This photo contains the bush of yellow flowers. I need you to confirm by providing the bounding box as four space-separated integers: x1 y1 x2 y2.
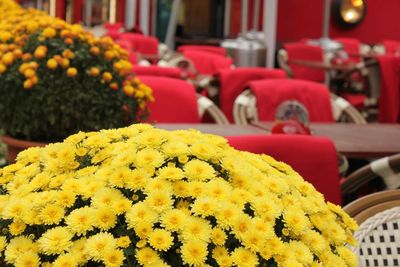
0 0 153 142
0 124 359 267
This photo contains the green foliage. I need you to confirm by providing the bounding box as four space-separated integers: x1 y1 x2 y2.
0 31 146 142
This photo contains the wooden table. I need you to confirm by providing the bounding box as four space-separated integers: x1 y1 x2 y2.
252 122 400 158
287 59 357 71
155 123 266 136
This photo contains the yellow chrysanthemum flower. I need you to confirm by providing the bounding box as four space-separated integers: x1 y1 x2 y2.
184 159 215 181
135 148 165 168
157 166 185 181
102 249 125 267
94 207 117 230
300 230 327 255
117 236 131 248
336 246 358 267
124 168 150 190
14 251 40 267
161 141 189 157
148 228 174 251
65 207 95 236
39 204 65 225
160 209 187 231
287 240 314 265
146 191 173 213
283 206 310 235
38 227 73 255
180 240 208 266
136 247 160 265
9 219 26 236
212 247 232 267
134 221 154 239
230 247 258 267
191 197 217 218
182 217 212 242
126 202 158 229
4 236 38 264
210 227 227 246
52 253 78 267
85 232 117 262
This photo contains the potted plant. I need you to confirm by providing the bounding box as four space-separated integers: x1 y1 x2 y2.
0 124 358 266
0 1 153 162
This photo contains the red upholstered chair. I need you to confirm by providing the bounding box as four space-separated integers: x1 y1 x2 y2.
383 40 400 56
239 79 334 122
105 30 121 40
104 22 123 31
278 42 326 83
177 45 226 56
233 79 366 124
138 76 228 124
333 38 371 109
119 33 159 56
335 38 362 63
376 56 400 123
218 68 287 122
182 50 233 75
227 134 342 204
132 66 182 79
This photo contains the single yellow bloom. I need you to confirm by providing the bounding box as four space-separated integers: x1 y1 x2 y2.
102 72 112 82
90 46 100 56
0 63 6 73
123 85 134 96
89 67 100 77
2 52 14 65
66 67 77 77
47 58 58 70
23 79 33 89
42 27 56 38
34 46 47 59
60 58 70 68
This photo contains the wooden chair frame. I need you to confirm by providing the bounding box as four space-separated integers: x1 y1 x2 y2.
342 153 400 196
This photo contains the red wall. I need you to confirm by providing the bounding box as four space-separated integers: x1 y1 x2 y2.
232 0 400 45
329 0 400 44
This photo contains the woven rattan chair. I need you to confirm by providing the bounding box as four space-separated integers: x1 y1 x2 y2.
233 89 366 125
344 190 400 267
197 94 229 124
342 153 400 196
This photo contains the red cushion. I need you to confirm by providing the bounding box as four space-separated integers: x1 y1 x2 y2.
284 43 325 83
377 56 400 123
178 45 226 56
248 79 334 122
138 76 200 123
132 66 181 79
341 93 366 110
227 134 341 205
119 33 159 55
182 50 232 75
219 68 286 122
335 38 361 63
104 22 123 31
383 40 400 55
106 30 121 40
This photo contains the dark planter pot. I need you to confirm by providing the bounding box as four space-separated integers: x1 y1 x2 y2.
1 135 46 163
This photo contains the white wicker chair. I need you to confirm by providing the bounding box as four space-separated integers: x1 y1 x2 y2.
344 190 400 267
